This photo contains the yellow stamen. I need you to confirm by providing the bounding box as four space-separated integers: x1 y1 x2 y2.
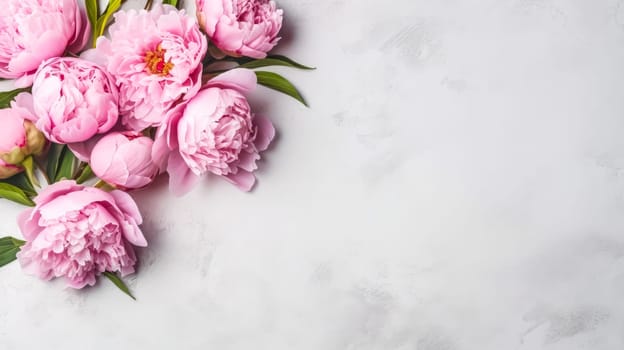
144 44 174 76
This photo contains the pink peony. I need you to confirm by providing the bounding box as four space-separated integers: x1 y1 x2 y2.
84 4 207 131
16 180 147 289
0 0 90 87
196 0 283 59
0 96 46 179
153 69 275 195
29 57 119 144
90 132 159 190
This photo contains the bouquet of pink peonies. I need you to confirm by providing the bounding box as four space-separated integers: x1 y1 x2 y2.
0 0 311 298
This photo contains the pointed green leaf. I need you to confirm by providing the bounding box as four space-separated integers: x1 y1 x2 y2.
85 0 99 33
239 55 315 70
0 248 20 267
0 237 25 267
3 173 36 197
103 272 136 300
0 88 30 108
96 0 123 39
45 143 64 182
162 0 179 7
86 0 99 47
0 183 35 207
21 156 40 188
54 146 77 182
75 163 95 184
0 237 25 248
255 71 308 106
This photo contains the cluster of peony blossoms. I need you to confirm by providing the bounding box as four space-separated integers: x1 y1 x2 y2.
0 0 306 296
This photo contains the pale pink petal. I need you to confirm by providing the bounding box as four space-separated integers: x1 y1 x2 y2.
17 209 38 241
109 191 147 246
236 151 260 172
167 152 201 196
253 115 275 152
206 68 257 94
223 170 256 192
68 136 102 163
67 7 91 54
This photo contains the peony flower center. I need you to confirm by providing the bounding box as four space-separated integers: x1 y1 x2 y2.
144 44 174 76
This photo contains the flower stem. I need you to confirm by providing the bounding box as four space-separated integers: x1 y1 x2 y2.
94 180 114 192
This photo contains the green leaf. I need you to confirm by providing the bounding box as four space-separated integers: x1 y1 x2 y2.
0 183 34 206
75 163 95 184
3 173 36 197
95 0 123 39
103 272 136 300
239 55 315 70
86 0 99 47
45 143 64 183
0 88 30 108
255 71 308 106
0 237 25 268
0 248 20 267
21 156 40 188
86 0 98 23
0 237 25 248
162 0 179 7
54 146 77 182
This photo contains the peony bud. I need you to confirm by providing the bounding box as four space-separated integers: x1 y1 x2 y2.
0 102 47 179
90 132 159 190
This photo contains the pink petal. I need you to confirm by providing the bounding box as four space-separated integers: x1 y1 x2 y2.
167 151 201 196
206 68 257 94
152 132 171 172
212 18 244 52
236 150 260 172
17 209 38 241
53 114 99 144
109 190 147 247
11 93 36 119
14 74 35 88
68 135 102 162
67 6 91 54
253 115 275 152
9 31 66 73
33 180 83 206
223 170 256 192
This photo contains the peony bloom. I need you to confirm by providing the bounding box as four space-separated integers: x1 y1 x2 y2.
91 132 159 190
153 69 275 195
17 180 147 289
30 57 119 144
0 0 90 87
196 0 283 59
84 4 207 131
0 96 46 179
